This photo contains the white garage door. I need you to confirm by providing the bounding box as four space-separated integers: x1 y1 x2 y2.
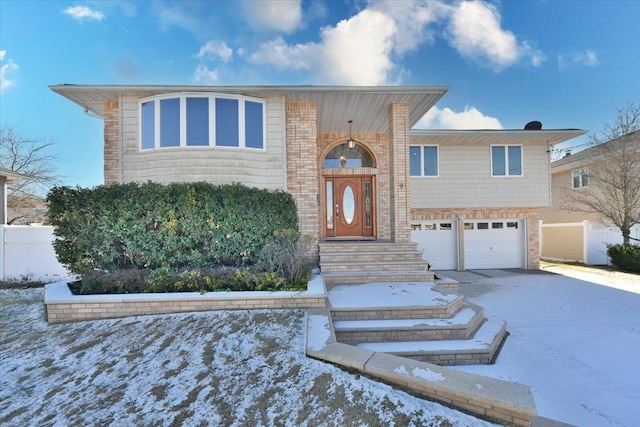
411 221 458 270
464 220 525 269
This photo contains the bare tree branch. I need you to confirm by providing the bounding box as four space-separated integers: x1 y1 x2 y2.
560 102 640 244
1 125 62 201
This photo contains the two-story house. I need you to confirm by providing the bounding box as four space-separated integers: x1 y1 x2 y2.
50 84 584 277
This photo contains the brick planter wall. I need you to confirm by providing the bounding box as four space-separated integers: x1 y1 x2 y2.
45 275 327 323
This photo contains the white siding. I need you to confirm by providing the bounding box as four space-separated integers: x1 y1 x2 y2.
120 95 287 191
411 140 551 208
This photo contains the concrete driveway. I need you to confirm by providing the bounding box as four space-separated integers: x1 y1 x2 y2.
437 264 640 426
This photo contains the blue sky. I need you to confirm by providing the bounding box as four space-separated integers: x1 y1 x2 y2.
1 0 639 189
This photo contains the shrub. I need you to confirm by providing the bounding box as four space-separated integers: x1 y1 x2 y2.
47 182 298 275
257 229 315 288
68 266 298 295
607 244 640 273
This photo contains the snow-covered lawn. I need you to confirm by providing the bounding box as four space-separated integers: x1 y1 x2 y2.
0 288 495 427
453 273 640 427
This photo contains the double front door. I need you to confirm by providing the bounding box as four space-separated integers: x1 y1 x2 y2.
324 176 375 238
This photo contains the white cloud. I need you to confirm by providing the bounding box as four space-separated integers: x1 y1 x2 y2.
0 50 19 92
318 9 396 85
63 5 105 22
247 0 546 84
248 37 313 71
558 49 598 70
196 41 233 63
192 64 219 84
249 9 397 85
414 106 503 129
367 0 449 54
242 0 303 33
445 0 543 71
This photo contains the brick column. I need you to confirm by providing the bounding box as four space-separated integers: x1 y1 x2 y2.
286 102 319 259
389 103 411 242
104 101 120 184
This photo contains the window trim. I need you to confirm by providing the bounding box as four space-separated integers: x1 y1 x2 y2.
572 167 589 189
409 144 439 177
491 144 523 177
138 92 265 151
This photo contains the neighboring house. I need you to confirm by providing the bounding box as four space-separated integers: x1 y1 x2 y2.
1 168 67 281
1 167 27 225
50 84 584 273
7 194 48 225
540 131 640 265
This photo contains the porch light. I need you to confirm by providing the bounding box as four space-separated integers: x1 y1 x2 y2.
348 120 356 149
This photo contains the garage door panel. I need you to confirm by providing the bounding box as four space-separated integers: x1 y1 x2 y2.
464 220 525 269
411 221 457 270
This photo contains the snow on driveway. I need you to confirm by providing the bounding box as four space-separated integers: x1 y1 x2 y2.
454 273 640 427
0 288 495 427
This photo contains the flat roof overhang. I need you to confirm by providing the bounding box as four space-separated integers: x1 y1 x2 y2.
410 128 587 146
49 84 450 134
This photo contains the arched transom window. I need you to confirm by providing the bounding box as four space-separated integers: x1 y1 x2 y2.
322 143 375 168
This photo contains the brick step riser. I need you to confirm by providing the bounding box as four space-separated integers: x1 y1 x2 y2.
335 311 484 343
319 243 421 253
402 352 494 366
320 252 426 262
330 299 462 321
320 263 430 273
385 325 507 366
324 273 436 287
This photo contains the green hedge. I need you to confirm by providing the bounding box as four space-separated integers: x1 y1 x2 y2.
47 182 298 275
607 244 640 273
69 267 301 295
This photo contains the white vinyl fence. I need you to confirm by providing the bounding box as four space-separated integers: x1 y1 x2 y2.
541 221 640 265
0 225 71 282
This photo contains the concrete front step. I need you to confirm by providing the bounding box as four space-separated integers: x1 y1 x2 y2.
323 270 436 288
334 302 485 343
328 282 461 321
321 259 430 273
356 317 508 366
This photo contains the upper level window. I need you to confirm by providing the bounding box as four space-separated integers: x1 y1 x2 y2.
491 145 522 176
139 93 264 150
572 167 589 188
410 145 438 177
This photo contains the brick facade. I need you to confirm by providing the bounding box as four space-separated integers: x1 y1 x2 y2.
103 101 120 184
389 103 411 242
286 102 320 258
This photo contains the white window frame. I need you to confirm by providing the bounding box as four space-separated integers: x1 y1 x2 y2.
139 92 266 151
409 145 439 177
572 167 589 189
491 144 523 177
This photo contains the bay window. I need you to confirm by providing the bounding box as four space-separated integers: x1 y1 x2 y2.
139 93 265 150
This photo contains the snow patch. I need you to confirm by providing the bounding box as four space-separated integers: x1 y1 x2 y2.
394 365 445 382
307 314 332 351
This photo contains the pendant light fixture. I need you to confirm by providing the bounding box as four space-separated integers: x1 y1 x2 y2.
347 120 356 149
